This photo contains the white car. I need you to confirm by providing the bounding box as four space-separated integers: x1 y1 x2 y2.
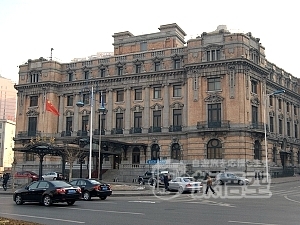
168 177 203 193
42 172 59 180
215 172 250 185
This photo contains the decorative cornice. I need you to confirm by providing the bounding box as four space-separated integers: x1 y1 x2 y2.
204 94 224 103
26 109 40 116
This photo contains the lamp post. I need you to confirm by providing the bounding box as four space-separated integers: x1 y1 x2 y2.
76 86 94 179
98 91 106 180
263 89 285 183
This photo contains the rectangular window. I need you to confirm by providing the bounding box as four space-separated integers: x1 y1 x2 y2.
207 77 221 91
98 114 105 132
82 115 89 132
207 50 220 61
173 109 182 126
153 87 161 99
116 113 123 129
116 90 124 102
134 112 142 128
83 94 90 105
294 106 297 115
66 117 73 136
30 96 38 107
68 73 73 81
251 80 257 94
154 62 160 71
269 117 274 132
25 153 34 161
173 85 181 97
100 92 106 104
100 68 106 77
269 96 273 106
140 42 147 51
279 119 283 134
278 99 282 110
118 67 123 75
84 71 89 80
135 89 142 100
174 59 180 69
135 64 141 74
208 103 221 128
28 117 37 136
206 51 211 61
295 124 298 138
153 110 161 128
287 102 290 113
287 121 291 136
67 95 73 106
252 106 258 127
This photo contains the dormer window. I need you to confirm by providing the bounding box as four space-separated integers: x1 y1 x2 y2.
30 72 39 83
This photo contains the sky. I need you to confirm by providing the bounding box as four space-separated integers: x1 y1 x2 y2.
0 0 299 84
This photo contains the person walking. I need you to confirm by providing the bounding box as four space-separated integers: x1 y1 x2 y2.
205 175 215 195
163 173 169 191
2 173 10 191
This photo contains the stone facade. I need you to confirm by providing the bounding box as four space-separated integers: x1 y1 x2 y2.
13 23 300 178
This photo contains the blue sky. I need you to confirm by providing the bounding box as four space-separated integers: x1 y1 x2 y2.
0 0 299 83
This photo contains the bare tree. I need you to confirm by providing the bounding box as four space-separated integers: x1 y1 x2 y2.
60 144 86 181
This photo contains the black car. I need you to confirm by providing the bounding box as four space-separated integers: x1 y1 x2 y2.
13 180 82 206
70 179 112 201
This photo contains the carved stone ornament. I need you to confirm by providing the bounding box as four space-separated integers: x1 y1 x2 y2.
130 104 144 111
250 96 260 106
204 94 224 103
269 110 275 117
26 109 40 116
295 119 299 124
113 106 126 113
278 113 284 120
170 101 184 109
64 109 74 116
150 103 164 110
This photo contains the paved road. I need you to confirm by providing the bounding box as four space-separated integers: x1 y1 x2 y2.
0 178 300 225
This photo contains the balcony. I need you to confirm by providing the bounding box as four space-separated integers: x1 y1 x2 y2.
61 131 72 137
148 126 161 133
129 127 142 134
77 130 88 137
197 120 230 130
249 122 265 131
111 128 123 135
17 131 42 138
169 125 182 132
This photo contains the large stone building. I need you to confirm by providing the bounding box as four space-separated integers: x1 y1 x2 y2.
13 23 300 181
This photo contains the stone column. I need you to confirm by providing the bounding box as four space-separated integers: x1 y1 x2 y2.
124 88 131 134
58 95 64 133
106 89 113 133
73 94 79 134
143 86 150 133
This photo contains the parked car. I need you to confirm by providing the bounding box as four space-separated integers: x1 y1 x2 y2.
42 172 60 180
138 170 169 186
13 180 81 206
70 178 112 201
215 172 250 185
168 177 203 193
14 171 39 181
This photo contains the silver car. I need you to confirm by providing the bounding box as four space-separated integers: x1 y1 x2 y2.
168 177 202 193
215 172 249 185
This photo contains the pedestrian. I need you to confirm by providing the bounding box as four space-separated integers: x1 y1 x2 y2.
163 173 169 191
2 173 9 191
205 175 216 195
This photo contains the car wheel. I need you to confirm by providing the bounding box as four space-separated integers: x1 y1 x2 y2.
15 194 24 205
217 180 224 185
238 180 244 185
83 191 91 201
43 195 52 206
100 196 107 200
53 177 56 180
178 186 184 194
67 200 75 205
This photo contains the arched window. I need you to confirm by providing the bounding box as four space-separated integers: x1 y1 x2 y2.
151 144 160 160
132 147 140 164
254 140 261 160
207 139 222 159
171 143 181 160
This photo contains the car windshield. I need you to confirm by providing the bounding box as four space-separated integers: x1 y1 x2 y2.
183 178 194 182
51 180 71 187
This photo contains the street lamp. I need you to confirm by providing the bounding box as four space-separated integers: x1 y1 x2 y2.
263 89 285 183
76 86 94 179
98 91 106 180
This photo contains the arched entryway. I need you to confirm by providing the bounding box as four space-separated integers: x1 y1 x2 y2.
171 143 181 160
151 144 160 160
207 139 222 159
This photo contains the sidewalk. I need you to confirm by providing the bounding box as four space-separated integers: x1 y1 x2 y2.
0 175 299 196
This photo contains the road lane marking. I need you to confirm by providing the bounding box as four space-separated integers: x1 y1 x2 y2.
228 220 280 225
0 212 85 224
128 200 156 204
68 207 145 215
187 201 235 207
284 195 300 204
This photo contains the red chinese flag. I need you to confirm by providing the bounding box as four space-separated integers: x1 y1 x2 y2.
46 99 59 116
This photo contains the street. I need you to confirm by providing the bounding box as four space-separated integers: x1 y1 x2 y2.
0 182 300 225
